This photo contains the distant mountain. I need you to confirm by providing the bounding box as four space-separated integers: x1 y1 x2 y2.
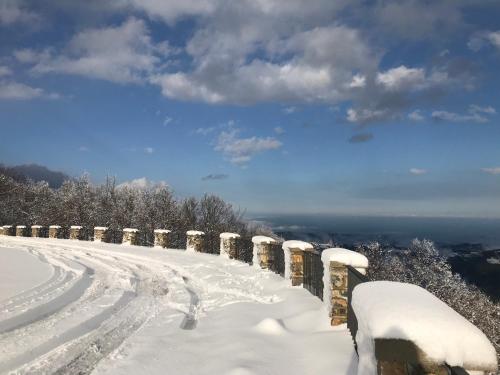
0 163 70 188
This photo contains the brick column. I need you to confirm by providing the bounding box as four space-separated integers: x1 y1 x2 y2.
122 228 139 245
16 225 29 237
70 226 84 240
220 232 240 259
31 225 45 238
154 229 171 248
321 248 368 326
49 225 62 238
282 240 313 286
251 236 276 269
186 230 205 252
3 225 14 236
94 226 109 242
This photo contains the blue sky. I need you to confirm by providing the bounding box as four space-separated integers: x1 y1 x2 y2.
0 0 499 217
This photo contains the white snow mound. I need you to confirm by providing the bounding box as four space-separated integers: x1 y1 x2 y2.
282 240 313 281
186 230 204 235
321 248 368 269
352 281 497 373
251 236 275 244
254 318 287 335
220 232 240 239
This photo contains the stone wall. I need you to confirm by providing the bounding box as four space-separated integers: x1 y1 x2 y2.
49 225 62 239
70 226 84 240
94 227 109 242
328 261 349 326
2 225 14 236
16 225 29 237
251 236 276 269
186 231 205 252
122 228 139 246
220 233 240 259
31 225 45 238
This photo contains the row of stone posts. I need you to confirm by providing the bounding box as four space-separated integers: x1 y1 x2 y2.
1 223 368 326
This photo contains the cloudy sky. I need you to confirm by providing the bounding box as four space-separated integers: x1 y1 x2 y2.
1 0 499 217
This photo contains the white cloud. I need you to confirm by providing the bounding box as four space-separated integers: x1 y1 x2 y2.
468 30 500 51
144 147 154 154
25 18 169 84
408 110 424 121
348 74 366 88
409 168 427 175
0 81 59 100
78 146 89 152
274 126 285 135
0 1 40 26
214 128 282 166
193 127 215 136
0 66 12 76
469 104 496 115
117 177 168 190
376 66 448 92
347 108 389 124
431 105 496 123
481 167 500 175
283 106 297 114
163 116 173 126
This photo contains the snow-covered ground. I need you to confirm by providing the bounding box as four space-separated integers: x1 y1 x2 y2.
0 236 357 375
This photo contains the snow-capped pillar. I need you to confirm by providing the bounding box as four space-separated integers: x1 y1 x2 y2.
16 225 29 237
122 228 139 245
282 240 314 286
94 226 109 242
49 225 62 238
69 226 84 240
321 248 369 326
220 232 240 259
31 225 45 237
186 230 205 252
251 236 276 269
154 229 171 248
2 225 14 236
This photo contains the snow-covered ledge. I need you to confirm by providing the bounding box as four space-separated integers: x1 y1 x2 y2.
49 225 62 239
94 226 109 243
70 225 84 240
122 228 139 246
16 225 28 237
31 225 45 238
220 232 240 259
282 240 313 286
352 281 497 375
154 229 171 248
2 225 14 236
251 236 276 269
321 248 368 326
186 230 205 252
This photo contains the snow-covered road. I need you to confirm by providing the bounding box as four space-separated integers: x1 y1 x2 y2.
0 236 357 375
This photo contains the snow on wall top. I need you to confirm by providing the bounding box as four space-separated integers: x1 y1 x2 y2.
94 226 108 231
49 225 61 228
123 228 138 232
70 226 83 229
154 229 171 234
31 225 43 228
352 281 497 371
3 225 13 228
220 232 240 239
321 248 368 268
251 236 276 244
16 225 26 228
187 230 204 236
282 240 313 251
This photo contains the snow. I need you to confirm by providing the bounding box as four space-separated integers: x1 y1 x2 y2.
70 226 83 229
251 236 276 244
0 236 358 375
31 225 43 228
352 281 497 374
122 228 138 232
220 232 241 239
16 225 26 229
49 225 61 229
282 240 313 282
94 226 108 231
186 230 205 235
321 248 368 274
3 225 13 228
153 229 171 234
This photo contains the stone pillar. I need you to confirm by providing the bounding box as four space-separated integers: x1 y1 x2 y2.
186 230 205 252
31 225 45 238
122 228 139 245
321 248 369 326
3 225 14 236
0 227 3 235
282 240 313 286
93 227 109 242
16 225 29 237
69 226 84 240
251 236 276 269
49 225 62 239
220 232 240 259
154 229 171 248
